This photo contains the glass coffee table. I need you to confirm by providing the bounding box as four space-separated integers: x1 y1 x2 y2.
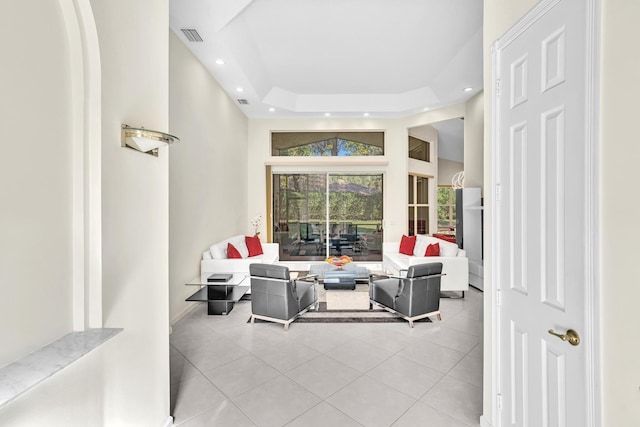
308 264 373 310
309 264 370 284
185 273 249 315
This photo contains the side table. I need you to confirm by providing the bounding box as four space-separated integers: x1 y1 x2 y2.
185 273 249 315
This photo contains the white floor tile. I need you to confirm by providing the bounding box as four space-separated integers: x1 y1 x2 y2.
285 402 363 427
232 375 321 427
180 339 250 372
170 345 202 385
442 312 483 337
420 325 479 353
366 355 444 399
391 401 471 427
203 354 280 398
252 340 322 373
397 341 466 373
326 376 416 427
174 399 256 427
285 354 362 399
421 375 482 426
170 373 227 424
448 352 483 388
326 339 394 373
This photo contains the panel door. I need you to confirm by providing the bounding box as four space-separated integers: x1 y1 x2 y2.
493 0 596 425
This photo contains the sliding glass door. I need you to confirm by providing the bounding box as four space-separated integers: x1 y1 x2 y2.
273 173 383 261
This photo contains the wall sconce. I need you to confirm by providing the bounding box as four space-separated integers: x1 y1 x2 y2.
121 124 180 157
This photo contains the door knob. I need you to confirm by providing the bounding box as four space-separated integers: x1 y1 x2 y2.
548 329 580 346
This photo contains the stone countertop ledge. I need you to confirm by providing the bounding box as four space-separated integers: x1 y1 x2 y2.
0 328 123 408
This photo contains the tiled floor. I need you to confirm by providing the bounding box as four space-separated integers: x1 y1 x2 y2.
170 288 483 427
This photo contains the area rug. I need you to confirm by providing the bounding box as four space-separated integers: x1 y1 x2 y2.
248 302 432 324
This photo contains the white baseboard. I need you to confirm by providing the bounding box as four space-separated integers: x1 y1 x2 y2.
162 415 173 427
480 415 494 427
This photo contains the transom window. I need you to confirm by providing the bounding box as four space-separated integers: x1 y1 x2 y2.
272 132 384 156
408 136 431 162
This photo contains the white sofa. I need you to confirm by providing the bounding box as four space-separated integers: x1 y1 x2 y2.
383 235 469 295
201 235 279 275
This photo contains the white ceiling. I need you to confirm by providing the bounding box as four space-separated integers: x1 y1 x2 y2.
169 0 483 119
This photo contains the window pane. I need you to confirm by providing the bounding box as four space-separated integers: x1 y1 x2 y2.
416 176 429 204
272 132 384 156
438 206 450 228
328 175 383 260
408 136 430 162
408 176 414 204
408 207 415 236
417 207 429 235
273 173 383 262
437 186 456 234
273 174 327 261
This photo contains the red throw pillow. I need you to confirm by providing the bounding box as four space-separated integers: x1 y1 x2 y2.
245 235 264 257
227 243 242 259
425 242 440 256
399 235 417 255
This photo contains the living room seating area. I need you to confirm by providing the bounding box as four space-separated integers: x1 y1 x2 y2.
170 283 484 426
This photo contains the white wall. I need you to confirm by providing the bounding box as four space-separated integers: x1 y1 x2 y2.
169 31 249 323
0 1 172 425
0 0 73 368
438 158 464 186
464 91 484 192
599 0 640 423
92 0 171 423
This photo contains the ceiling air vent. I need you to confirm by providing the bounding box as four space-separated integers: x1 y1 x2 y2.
237 99 249 105
180 29 203 42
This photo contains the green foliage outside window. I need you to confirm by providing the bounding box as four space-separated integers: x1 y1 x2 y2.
437 186 456 232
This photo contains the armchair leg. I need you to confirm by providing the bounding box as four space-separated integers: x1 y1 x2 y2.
437 313 442 321
250 315 255 324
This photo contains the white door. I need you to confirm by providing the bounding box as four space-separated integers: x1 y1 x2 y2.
492 0 598 426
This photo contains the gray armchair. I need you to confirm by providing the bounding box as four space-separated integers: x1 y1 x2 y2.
369 262 444 327
249 264 318 330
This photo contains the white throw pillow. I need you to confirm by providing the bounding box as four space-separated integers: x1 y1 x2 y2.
437 239 459 257
229 235 249 259
210 241 227 259
413 234 430 257
202 250 212 260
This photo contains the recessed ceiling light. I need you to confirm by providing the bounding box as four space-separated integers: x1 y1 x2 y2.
215 59 225 65
363 113 370 117
324 113 331 117
423 107 430 112
269 107 275 112
463 87 473 92
236 87 244 92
